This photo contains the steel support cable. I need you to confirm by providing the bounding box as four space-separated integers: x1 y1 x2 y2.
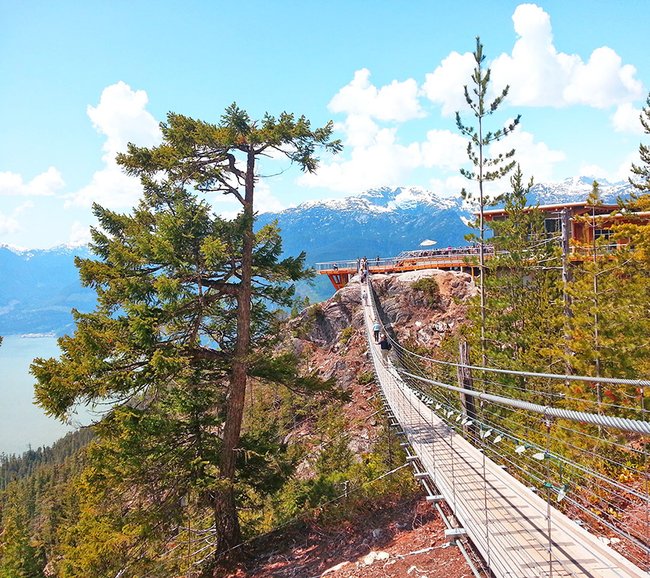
398 371 650 496
475 404 650 500
381 364 547 573
365 280 650 574
399 375 650 553
396 343 650 389
396 344 650 420
395 375 572 576
399 370 650 436
393 344 639 427
395 350 650 554
369 340 619 577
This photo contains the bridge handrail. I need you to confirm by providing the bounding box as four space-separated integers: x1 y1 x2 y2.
398 370 650 435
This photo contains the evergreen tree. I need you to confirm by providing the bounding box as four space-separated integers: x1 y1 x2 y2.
0 500 43 578
564 181 649 412
630 91 650 192
31 105 341 572
463 166 563 398
456 37 521 363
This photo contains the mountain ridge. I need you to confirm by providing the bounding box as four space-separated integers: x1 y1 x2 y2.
0 177 634 334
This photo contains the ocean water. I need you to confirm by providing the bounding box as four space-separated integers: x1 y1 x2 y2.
0 334 89 456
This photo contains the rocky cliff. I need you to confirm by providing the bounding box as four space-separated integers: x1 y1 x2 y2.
286 270 476 455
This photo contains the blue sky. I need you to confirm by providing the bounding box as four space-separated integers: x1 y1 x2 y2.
1 0 649 248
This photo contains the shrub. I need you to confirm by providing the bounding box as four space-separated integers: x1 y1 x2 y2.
411 276 441 307
338 327 355 344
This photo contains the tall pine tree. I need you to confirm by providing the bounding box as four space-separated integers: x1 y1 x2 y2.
32 105 341 573
456 37 521 364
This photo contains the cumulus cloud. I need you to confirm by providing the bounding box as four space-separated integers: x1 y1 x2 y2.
253 181 286 214
67 81 162 209
428 175 470 198
68 221 93 247
298 130 421 193
0 212 19 234
88 81 161 162
329 69 423 122
612 103 644 133
577 163 610 181
420 130 467 170
490 3 643 108
491 128 565 182
421 51 476 116
0 167 64 196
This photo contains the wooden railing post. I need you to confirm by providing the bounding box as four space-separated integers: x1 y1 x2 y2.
458 341 478 439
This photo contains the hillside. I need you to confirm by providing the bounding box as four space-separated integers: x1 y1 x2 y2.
0 270 479 577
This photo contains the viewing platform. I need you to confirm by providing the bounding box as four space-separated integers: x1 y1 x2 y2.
317 247 482 290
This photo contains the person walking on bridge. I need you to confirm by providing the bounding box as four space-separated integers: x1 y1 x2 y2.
379 333 392 364
373 320 381 342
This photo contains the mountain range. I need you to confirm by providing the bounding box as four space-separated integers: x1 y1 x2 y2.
0 177 634 335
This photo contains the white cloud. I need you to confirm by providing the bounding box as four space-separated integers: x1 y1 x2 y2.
491 128 565 182
577 163 610 181
252 180 285 214
564 47 643 108
0 167 64 196
420 130 467 170
67 82 162 209
612 103 644 134
68 221 93 247
0 212 19 234
328 68 423 122
614 152 639 182
490 4 643 109
298 131 421 193
421 51 475 116
427 175 469 198
87 81 161 162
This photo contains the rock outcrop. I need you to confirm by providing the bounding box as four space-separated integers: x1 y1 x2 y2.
286 270 476 455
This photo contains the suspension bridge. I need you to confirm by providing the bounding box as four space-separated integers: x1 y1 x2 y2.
361 278 649 577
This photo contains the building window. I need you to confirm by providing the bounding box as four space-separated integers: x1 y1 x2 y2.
594 228 612 240
544 218 560 234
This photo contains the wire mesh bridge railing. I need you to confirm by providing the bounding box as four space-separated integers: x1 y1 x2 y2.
362 279 649 578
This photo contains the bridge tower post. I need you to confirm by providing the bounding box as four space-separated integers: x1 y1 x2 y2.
457 341 478 439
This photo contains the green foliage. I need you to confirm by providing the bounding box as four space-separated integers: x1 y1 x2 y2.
0 503 44 578
455 37 521 363
357 371 375 385
411 276 441 307
28 103 342 572
630 91 650 192
338 326 355 344
270 404 418 527
462 166 562 373
455 37 520 209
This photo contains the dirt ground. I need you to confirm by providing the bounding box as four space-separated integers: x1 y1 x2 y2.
226 494 478 578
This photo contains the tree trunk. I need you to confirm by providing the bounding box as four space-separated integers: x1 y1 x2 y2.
214 148 256 566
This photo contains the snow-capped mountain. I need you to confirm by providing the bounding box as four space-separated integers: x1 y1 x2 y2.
257 186 467 265
0 178 638 333
528 177 634 206
0 244 94 335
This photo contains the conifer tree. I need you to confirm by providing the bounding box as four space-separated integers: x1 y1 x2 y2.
630 92 650 193
31 104 341 572
456 37 521 363
0 501 43 578
464 166 563 394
